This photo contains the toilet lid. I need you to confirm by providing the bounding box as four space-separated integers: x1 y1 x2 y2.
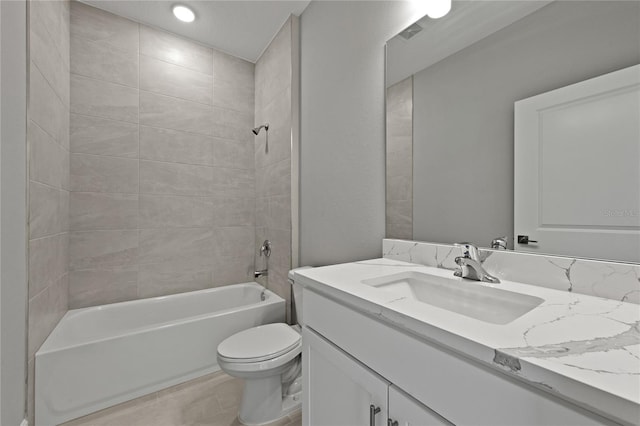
217 323 301 363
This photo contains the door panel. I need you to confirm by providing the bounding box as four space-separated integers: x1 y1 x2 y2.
514 64 639 262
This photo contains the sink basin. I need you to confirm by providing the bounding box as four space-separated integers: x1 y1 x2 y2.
362 271 544 325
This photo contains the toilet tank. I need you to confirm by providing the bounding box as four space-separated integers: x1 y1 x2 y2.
288 267 312 327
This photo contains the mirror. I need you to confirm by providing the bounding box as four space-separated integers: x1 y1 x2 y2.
385 0 640 263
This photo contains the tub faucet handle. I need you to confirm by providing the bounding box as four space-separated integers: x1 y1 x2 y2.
260 240 271 257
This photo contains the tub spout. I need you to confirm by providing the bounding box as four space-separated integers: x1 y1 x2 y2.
254 269 268 278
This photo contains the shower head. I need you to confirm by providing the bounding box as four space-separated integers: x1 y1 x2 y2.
252 124 269 135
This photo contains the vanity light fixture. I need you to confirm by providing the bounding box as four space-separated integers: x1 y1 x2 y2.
427 0 451 19
172 4 195 23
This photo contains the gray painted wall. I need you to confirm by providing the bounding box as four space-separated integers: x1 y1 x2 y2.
299 1 419 266
412 1 640 248
1 1 27 424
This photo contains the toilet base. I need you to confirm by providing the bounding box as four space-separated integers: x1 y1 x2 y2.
237 376 301 426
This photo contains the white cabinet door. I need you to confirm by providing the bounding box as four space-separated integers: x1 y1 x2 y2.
303 327 389 426
514 64 640 262
388 385 452 426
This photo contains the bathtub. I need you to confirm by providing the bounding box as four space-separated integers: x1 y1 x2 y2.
35 282 284 426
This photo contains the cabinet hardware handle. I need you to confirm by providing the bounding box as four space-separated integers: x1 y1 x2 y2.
369 404 381 426
388 419 399 426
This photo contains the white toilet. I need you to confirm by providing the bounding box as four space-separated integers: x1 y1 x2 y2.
216 267 310 425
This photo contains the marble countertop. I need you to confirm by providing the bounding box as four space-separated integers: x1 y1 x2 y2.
295 258 640 425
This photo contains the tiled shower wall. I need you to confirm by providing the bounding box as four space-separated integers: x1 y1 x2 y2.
27 0 71 422
386 76 413 240
254 16 298 318
68 2 256 308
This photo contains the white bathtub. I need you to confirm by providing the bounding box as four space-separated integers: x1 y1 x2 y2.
35 283 285 426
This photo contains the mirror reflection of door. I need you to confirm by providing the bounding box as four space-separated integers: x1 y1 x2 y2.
515 65 640 263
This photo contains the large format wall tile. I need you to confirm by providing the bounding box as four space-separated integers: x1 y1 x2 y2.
68 267 138 308
30 65 67 144
29 233 68 299
140 160 212 197
70 1 139 53
69 230 138 270
265 158 291 197
70 153 138 193
138 263 213 298
139 126 213 166
254 19 291 110
212 107 253 142
31 0 70 70
71 36 138 88
71 74 139 123
212 138 254 170
31 8 69 106
29 121 66 189
138 228 214 266
267 195 291 231
213 78 254 113
212 226 255 260
70 192 138 230
28 274 68 358
70 114 138 158
255 87 292 168
213 50 254 85
29 182 63 240
211 167 255 198
140 55 212 105
140 91 212 135
212 256 253 287
139 194 213 228
212 197 255 227
140 26 213 75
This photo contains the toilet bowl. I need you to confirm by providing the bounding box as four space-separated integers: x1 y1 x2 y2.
217 323 301 425
216 267 311 425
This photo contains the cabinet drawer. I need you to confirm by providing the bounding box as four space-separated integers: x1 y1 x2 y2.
303 288 615 426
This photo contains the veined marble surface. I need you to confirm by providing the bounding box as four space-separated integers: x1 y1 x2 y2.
295 259 640 425
383 239 640 304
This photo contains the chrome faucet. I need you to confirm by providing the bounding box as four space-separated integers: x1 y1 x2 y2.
254 269 268 278
254 240 271 278
453 243 500 284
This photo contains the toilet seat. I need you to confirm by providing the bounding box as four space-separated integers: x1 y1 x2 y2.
217 323 301 363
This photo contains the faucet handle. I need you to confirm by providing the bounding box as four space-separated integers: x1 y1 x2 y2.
259 240 271 257
491 237 508 250
454 242 479 260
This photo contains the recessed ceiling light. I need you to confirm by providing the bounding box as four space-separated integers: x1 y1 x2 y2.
173 4 195 23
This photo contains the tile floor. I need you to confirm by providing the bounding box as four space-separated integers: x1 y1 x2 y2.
62 371 302 426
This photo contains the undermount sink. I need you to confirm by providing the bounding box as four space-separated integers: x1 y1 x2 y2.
362 271 544 325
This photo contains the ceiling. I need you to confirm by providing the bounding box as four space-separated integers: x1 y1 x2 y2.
387 0 554 86
81 0 311 62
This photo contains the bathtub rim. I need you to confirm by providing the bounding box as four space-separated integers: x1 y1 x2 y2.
37 282 282 355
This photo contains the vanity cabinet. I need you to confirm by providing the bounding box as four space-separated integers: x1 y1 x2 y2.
303 327 449 425
388 386 452 426
302 288 617 426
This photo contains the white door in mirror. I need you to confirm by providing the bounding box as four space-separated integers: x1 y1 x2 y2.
514 64 640 262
